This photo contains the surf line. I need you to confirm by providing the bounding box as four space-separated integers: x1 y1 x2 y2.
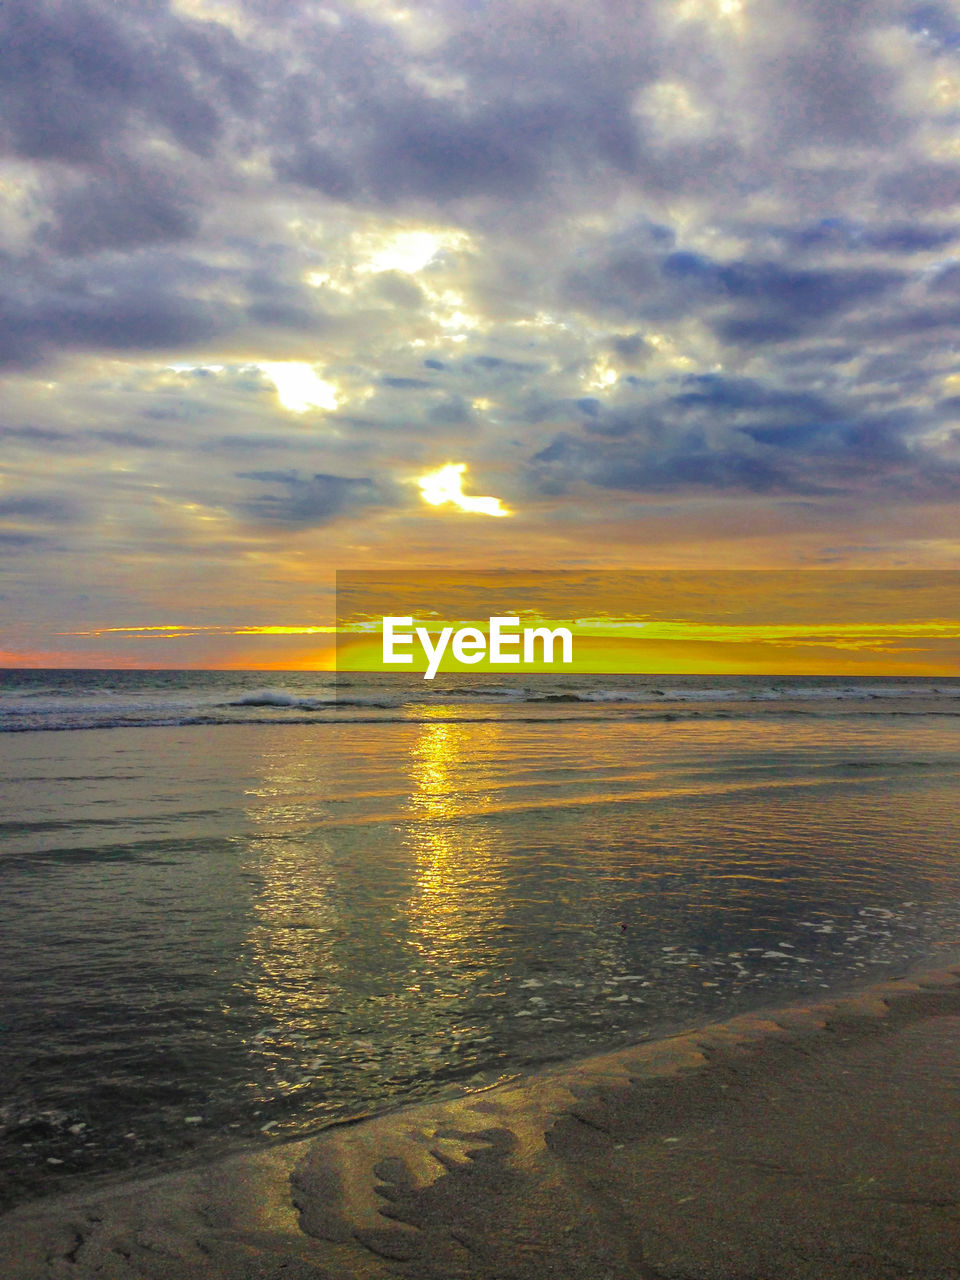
382 616 574 680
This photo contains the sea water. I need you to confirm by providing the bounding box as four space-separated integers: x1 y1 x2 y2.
1 670 960 1208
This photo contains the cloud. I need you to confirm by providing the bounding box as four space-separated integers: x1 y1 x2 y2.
528 365 960 502
269 1 659 210
0 251 223 368
0 531 47 547
0 494 84 522
0 0 247 164
6 0 960 659
41 165 200 257
670 375 840 421
0 242 334 369
751 217 960 255
877 162 960 212
238 471 397 527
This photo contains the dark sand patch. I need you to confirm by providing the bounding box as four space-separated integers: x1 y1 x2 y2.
3 966 960 1279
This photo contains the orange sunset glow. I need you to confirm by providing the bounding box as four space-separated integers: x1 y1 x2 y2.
334 571 960 676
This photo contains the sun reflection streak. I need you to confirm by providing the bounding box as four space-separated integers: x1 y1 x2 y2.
402 719 508 976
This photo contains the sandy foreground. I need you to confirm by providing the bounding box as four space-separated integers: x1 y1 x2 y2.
3 966 960 1280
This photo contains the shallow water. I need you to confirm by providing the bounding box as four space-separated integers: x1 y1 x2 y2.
2 683 960 1207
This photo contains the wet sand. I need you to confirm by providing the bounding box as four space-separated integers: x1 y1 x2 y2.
4 964 960 1279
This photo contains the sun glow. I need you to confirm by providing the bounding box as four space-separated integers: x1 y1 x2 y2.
367 230 442 273
354 226 472 274
259 362 338 413
417 463 511 517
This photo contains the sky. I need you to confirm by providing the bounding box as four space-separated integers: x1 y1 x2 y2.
2 0 960 668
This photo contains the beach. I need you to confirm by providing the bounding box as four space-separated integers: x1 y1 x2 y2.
3 961 960 1279
3 671 960 1272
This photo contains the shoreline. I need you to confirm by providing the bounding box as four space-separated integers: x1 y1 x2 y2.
6 941 957 1218
4 957 960 1278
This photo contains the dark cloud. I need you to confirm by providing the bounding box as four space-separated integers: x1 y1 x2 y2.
0 531 47 547
606 332 650 364
746 3 906 151
564 229 906 347
41 165 200 256
0 285 221 367
236 469 300 484
270 3 658 209
472 356 538 371
531 431 803 496
246 300 320 329
0 242 332 368
0 494 83 522
239 471 395 527
0 426 71 443
92 430 170 449
670 375 840 422
0 0 242 164
202 435 294 453
563 223 675 318
849 302 960 339
527 361 960 501
0 246 227 367
367 103 547 204
877 162 960 212
528 417 957 499
674 256 902 334
273 144 357 200
427 396 473 425
773 218 960 254
927 263 960 293
908 4 960 47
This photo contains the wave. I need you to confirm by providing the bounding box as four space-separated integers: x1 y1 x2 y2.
8 709 960 734
525 689 641 703
226 690 400 711
443 684 526 699
227 690 329 708
526 684 960 705
3 672 959 734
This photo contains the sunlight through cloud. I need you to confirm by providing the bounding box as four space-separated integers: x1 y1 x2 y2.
258 362 338 413
417 464 512 517
356 227 472 274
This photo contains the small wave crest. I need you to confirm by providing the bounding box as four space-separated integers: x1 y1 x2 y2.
227 690 320 708
225 690 400 712
227 689 346 710
524 689 642 704
444 685 524 699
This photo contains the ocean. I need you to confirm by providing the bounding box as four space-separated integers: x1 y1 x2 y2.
2 669 960 1210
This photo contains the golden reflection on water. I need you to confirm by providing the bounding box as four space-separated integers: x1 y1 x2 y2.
230 715 960 1079
237 719 515 1062
402 717 508 975
241 733 340 1034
